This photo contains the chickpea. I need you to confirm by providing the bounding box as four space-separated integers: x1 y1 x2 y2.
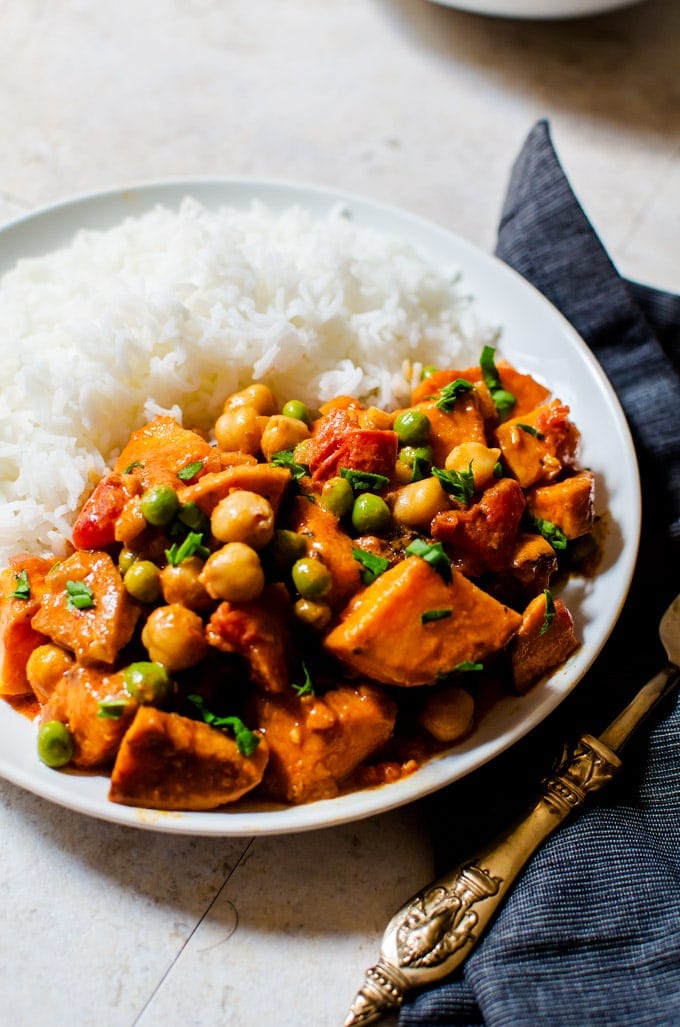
210 490 275 549
199 543 265 602
223 383 277 416
214 405 264 455
260 415 311 461
26 644 74 703
160 556 213 611
141 604 207 671
445 442 501 491
418 686 475 743
391 476 450 528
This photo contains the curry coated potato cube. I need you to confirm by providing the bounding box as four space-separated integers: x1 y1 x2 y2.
0 555 53 697
526 471 595 540
109 707 269 810
40 665 136 768
511 592 579 693
112 415 220 488
323 556 522 687
495 401 580 488
250 684 396 804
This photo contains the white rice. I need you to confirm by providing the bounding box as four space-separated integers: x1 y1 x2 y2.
0 197 497 563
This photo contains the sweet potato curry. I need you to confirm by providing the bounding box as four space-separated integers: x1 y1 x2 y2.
0 348 599 811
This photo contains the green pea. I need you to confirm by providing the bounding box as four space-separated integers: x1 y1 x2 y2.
294 597 332 630
291 557 332 599
320 476 354 517
281 400 310 425
118 547 137 575
268 529 308 574
37 720 74 768
123 560 161 603
393 409 431 446
122 661 172 705
421 364 438 380
140 484 180 527
176 501 210 534
398 445 433 468
351 493 391 534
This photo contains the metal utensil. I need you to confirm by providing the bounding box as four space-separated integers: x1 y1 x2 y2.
345 594 680 1026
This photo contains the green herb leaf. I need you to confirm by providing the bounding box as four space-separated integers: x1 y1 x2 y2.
97 697 132 720
352 548 390 585
453 660 484 673
187 695 260 757
66 580 96 611
405 538 452 582
517 423 546 440
9 569 30 601
540 588 556 635
339 468 390 493
270 449 310 480
480 345 516 421
122 460 144 474
291 661 315 698
433 464 475 506
165 531 210 566
421 608 452 624
433 378 473 413
529 516 568 552
177 460 204 482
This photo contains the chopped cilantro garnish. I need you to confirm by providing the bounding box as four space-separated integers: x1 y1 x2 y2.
291 662 315 698
339 468 390 493
187 695 260 757
480 345 516 421
517 423 546 440
270 449 310 480
453 660 484 673
540 588 556 635
405 538 452 582
352 548 390 585
66 580 95 611
165 531 210 566
9 569 30 601
433 378 473 413
122 460 144 474
421 608 452 625
177 460 204 482
433 464 475 506
97 697 132 720
529 515 568 551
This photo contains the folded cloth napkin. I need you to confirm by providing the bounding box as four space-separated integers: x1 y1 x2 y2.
399 120 680 1027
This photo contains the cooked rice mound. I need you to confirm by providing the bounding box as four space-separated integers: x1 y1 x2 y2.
0 197 496 562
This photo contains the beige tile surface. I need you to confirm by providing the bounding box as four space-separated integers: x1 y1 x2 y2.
0 2 677 1025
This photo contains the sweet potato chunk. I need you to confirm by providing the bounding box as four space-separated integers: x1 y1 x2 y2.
527 471 595 540
324 556 522 686
206 586 293 693
109 707 268 810
178 463 291 516
251 684 396 804
431 477 526 577
411 363 551 417
0 556 53 697
40 665 135 767
495 401 580 488
511 593 579 693
288 495 362 607
410 397 487 468
113 415 220 488
32 551 139 665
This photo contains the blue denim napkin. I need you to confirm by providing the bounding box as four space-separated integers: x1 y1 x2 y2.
399 121 680 1027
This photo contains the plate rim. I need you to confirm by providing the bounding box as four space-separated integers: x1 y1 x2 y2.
0 175 641 835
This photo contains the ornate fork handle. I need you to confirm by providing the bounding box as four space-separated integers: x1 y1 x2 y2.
345 733 622 1026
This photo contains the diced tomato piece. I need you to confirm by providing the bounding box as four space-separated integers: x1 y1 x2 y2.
71 473 131 550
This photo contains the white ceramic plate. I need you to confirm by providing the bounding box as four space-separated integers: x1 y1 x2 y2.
0 179 640 835
427 0 643 18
